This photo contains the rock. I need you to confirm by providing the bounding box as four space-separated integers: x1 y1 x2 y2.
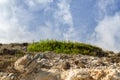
38 58 51 69
21 43 28 46
104 70 120 80
61 69 120 80
35 53 46 60
106 51 115 57
111 57 120 63
14 54 62 80
62 69 93 80
13 53 120 80
8 73 16 80
14 54 32 73
0 43 2 46
0 72 16 80
74 61 85 68
21 70 61 80
95 50 107 57
90 69 120 80
14 53 47 74
0 48 20 55
2 49 120 80
61 62 71 70
90 69 106 80
74 61 79 65
117 52 120 57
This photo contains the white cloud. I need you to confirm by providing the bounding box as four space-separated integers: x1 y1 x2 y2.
0 0 38 43
26 0 53 6
93 13 120 52
95 0 116 21
54 0 78 41
0 0 8 4
25 0 53 11
0 0 77 43
97 0 115 12
55 0 73 25
91 0 120 52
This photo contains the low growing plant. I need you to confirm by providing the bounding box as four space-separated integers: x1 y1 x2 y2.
27 40 106 56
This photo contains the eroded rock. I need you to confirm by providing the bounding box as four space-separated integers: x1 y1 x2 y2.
1 53 120 80
0 72 16 80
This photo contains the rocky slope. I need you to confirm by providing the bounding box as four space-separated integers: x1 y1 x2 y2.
0 43 120 80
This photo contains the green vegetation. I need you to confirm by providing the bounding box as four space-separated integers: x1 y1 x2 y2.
27 40 107 56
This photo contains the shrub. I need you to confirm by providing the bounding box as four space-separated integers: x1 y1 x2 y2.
27 40 106 56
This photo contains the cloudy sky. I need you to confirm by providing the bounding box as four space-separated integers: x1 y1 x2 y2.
0 0 120 52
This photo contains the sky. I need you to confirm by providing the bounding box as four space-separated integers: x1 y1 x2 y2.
0 0 120 52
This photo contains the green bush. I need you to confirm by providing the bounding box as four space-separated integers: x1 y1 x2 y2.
27 40 106 56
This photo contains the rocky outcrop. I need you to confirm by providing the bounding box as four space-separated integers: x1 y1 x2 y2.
1 52 120 80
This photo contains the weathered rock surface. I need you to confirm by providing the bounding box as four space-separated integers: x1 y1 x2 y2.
1 52 120 80
0 72 17 80
62 69 120 80
0 48 20 55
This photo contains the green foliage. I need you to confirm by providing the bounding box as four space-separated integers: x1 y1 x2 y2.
27 40 105 56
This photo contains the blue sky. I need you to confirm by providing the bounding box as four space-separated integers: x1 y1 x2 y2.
0 0 120 52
